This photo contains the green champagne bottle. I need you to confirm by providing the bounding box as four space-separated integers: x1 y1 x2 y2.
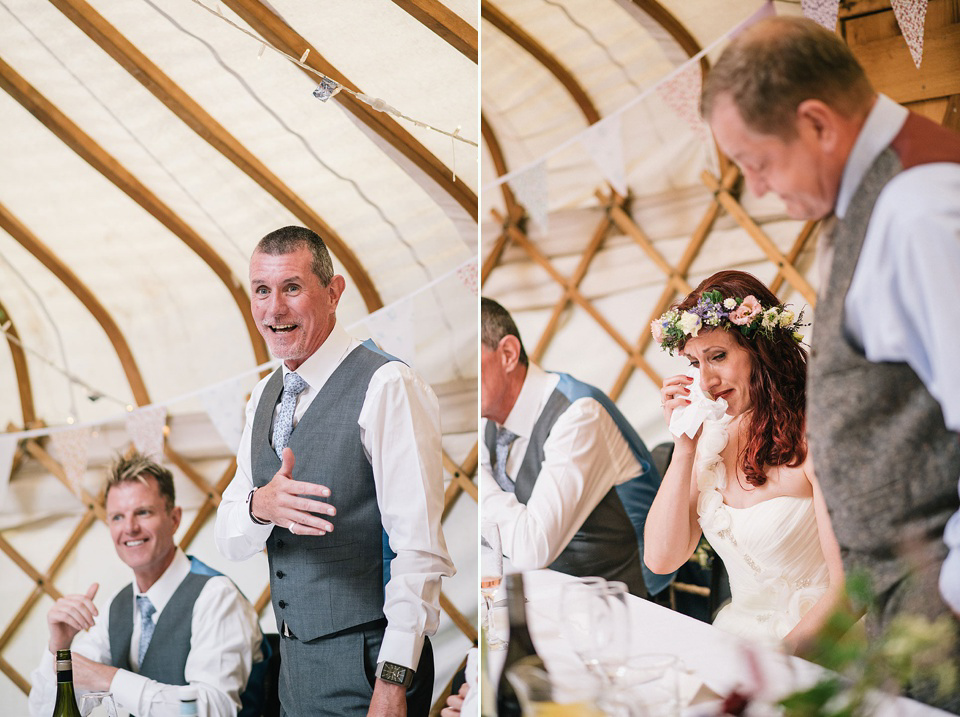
52 649 82 717
496 574 546 717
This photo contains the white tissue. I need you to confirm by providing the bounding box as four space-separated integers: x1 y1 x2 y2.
668 367 728 439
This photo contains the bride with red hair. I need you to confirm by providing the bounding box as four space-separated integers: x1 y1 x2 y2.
644 270 844 653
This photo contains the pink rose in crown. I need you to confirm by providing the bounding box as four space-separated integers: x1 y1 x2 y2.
730 295 761 325
651 319 664 343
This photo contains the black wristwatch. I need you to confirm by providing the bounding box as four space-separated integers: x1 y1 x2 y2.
375 661 415 688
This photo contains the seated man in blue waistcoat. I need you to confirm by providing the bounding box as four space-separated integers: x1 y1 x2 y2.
480 298 673 598
215 226 455 717
28 452 264 717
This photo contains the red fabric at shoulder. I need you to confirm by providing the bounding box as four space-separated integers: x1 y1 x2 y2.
891 112 960 169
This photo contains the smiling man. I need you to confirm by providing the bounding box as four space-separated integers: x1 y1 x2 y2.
701 16 960 711
215 225 453 717
28 453 263 717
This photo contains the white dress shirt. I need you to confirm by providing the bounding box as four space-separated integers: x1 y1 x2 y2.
480 363 642 570
28 550 263 717
833 93 960 611
215 322 454 669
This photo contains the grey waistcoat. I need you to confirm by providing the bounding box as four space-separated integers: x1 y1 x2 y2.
253 345 391 642
485 390 646 596
807 125 960 598
108 573 211 684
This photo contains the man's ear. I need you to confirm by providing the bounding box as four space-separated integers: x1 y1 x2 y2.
499 335 522 373
327 275 346 309
171 505 182 532
796 99 841 152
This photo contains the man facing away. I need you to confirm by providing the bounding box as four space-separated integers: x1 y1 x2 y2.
701 15 960 710
480 297 671 598
215 225 454 717
29 452 263 716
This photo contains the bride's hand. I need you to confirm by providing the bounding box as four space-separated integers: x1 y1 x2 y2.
661 374 696 452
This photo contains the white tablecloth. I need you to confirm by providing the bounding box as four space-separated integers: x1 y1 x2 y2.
486 568 950 716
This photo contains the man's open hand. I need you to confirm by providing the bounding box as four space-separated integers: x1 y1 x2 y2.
251 448 336 536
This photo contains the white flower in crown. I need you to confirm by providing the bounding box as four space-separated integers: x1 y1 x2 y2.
723 298 737 310
778 309 795 328
678 311 702 337
761 308 781 330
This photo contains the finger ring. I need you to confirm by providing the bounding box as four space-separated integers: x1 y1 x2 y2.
289 521 297 535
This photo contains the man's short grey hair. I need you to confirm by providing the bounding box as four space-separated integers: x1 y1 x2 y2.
105 451 176 511
255 226 335 287
701 16 874 139
481 297 528 367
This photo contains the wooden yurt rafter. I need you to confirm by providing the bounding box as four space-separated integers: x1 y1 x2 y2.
391 0 479 64
47 0 383 313
0 56 271 367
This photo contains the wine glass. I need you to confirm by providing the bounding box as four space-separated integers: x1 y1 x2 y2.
80 691 118 717
480 521 506 650
562 579 631 685
561 577 608 675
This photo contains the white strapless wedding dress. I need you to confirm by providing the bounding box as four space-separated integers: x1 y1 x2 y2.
696 416 829 646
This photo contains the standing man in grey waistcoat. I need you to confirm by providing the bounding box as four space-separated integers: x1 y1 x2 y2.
701 16 960 710
29 452 264 717
480 298 672 599
216 226 454 717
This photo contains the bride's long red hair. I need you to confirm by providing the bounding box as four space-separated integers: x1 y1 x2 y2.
674 271 807 486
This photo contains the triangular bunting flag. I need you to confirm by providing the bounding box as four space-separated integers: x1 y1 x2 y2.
126 405 167 461
456 259 479 297
801 0 840 31
579 115 628 196
365 299 417 365
50 427 92 496
508 161 549 233
0 434 18 502
199 378 249 454
656 62 709 141
891 0 928 68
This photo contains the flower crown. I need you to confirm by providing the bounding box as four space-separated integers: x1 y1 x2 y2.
651 289 805 356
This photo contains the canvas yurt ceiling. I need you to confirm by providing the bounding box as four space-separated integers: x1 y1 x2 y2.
0 0 479 432
481 0 821 447
0 0 479 709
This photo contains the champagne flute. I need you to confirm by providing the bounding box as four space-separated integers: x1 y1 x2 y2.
592 582 632 684
480 521 507 650
562 579 631 685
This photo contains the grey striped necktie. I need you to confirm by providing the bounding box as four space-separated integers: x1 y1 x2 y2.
494 426 519 493
274 372 307 459
137 595 156 666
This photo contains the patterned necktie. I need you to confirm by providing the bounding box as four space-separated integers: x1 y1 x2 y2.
136 595 156 666
494 426 519 493
274 372 308 459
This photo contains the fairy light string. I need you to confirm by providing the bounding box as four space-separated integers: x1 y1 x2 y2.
188 0 477 148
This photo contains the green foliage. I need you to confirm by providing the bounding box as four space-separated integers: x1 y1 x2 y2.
778 572 958 716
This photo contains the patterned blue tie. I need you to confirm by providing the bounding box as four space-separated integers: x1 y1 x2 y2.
137 595 156 666
494 426 518 493
275 372 308 459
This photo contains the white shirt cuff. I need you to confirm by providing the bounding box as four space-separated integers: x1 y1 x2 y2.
109 668 148 715
377 628 423 671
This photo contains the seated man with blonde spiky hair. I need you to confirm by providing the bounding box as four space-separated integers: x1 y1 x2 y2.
28 452 264 717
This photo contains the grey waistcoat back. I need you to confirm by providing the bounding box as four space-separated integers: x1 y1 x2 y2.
807 133 960 597
108 572 211 684
252 345 391 642
485 390 645 596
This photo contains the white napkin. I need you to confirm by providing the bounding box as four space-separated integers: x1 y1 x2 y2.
668 367 728 439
